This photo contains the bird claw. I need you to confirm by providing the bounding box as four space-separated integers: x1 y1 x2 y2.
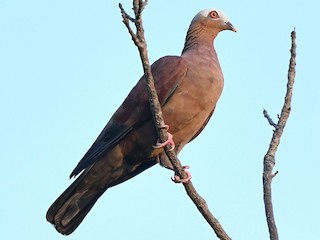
171 166 192 183
153 125 175 151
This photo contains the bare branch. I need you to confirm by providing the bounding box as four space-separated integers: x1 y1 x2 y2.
263 30 296 240
119 1 231 239
263 109 278 128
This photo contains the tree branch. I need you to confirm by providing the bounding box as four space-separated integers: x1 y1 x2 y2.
119 1 231 239
263 30 296 240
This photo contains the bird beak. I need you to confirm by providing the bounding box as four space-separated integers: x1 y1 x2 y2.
225 22 237 32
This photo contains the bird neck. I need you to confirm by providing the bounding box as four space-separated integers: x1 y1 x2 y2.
181 24 218 55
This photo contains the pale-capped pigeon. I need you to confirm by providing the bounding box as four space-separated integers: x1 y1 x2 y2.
46 8 236 235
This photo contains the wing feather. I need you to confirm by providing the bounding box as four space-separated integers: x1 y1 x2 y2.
70 56 188 177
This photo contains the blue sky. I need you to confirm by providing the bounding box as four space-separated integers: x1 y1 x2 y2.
1 0 319 239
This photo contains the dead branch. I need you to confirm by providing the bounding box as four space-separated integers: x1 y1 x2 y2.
118 1 231 239
263 30 296 240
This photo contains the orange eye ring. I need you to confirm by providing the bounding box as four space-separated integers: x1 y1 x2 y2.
209 11 219 19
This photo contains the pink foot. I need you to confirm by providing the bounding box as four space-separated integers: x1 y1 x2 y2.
153 125 175 151
171 166 192 183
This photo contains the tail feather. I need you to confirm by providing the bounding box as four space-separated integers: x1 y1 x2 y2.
46 159 157 235
46 169 107 235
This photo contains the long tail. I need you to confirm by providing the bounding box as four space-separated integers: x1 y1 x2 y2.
46 168 107 235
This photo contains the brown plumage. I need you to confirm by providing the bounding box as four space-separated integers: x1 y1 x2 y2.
46 8 236 235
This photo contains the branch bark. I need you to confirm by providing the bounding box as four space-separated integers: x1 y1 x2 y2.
119 1 231 239
263 30 297 240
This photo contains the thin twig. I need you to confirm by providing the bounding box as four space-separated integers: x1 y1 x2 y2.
263 109 278 128
118 1 231 239
263 30 296 240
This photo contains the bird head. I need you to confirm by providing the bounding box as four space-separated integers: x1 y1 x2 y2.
192 9 237 33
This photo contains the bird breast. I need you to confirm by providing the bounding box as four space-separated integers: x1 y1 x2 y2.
161 55 224 149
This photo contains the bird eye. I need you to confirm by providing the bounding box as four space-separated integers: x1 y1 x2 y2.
209 11 219 19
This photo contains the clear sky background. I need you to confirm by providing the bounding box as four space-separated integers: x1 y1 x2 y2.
1 0 319 239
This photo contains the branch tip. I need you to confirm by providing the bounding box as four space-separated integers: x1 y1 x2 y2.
263 109 278 128
272 171 279 178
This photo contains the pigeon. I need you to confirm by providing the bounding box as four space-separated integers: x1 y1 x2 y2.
46 8 236 235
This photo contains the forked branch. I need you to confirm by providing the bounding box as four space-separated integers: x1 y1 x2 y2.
263 30 296 240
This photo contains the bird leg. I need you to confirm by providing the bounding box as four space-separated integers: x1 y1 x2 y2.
171 166 192 183
153 125 175 151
